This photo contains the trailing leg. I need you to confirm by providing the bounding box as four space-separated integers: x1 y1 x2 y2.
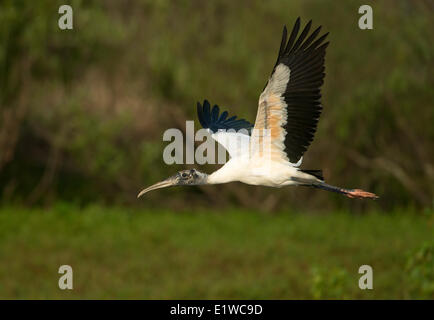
312 182 378 199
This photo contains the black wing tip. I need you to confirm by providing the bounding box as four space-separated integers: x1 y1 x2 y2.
196 99 252 133
278 18 328 58
317 41 330 51
197 101 207 128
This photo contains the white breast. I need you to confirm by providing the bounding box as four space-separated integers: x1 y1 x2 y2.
207 155 306 187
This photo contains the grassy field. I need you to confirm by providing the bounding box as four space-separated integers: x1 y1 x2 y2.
0 205 432 299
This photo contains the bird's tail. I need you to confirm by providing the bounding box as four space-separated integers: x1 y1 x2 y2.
312 182 379 199
300 169 324 181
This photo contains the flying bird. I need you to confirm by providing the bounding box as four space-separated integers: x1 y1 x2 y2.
138 18 378 200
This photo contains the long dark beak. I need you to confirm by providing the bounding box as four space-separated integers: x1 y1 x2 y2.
137 175 178 198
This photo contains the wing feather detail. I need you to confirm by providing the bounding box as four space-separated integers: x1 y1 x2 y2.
253 17 329 164
197 100 253 134
197 100 253 158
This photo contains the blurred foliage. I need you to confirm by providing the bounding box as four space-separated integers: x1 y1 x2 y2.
0 205 432 298
0 0 433 211
310 267 350 299
405 243 434 298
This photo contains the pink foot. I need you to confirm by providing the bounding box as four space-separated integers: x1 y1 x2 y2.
346 189 379 200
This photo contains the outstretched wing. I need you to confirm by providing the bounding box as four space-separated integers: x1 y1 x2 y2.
253 17 329 164
197 100 253 158
197 100 253 134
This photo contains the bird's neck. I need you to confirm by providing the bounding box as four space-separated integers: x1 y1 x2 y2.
206 166 237 185
195 172 210 185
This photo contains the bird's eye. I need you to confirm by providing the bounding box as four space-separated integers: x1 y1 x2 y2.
181 172 188 178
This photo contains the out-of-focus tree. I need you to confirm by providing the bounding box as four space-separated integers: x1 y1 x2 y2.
0 0 432 211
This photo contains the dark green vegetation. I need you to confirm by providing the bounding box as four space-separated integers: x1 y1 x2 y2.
0 205 432 299
0 0 432 211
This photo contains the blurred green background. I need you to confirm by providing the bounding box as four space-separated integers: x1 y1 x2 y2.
0 0 432 299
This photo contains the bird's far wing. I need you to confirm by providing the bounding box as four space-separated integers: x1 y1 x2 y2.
210 130 251 159
253 17 329 165
197 100 253 158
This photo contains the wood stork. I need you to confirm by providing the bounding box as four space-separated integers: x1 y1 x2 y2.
138 18 378 200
